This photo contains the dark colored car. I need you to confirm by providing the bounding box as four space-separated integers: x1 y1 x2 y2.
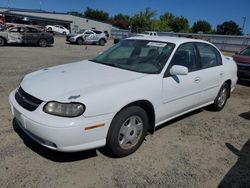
233 46 250 80
0 25 54 47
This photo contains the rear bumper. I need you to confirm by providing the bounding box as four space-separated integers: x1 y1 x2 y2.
47 37 54 45
237 62 250 79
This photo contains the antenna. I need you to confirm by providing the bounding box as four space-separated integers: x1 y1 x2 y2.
242 17 246 34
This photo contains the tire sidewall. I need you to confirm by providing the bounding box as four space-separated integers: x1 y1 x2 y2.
38 39 47 47
107 106 149 157
77 37 83 45
99 39 105 46
213 83 229 111
0 37 5 46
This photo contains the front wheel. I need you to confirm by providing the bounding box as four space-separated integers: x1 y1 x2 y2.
76 37 84 45
106 106 149 157
38 39 47 47
209 83 229 111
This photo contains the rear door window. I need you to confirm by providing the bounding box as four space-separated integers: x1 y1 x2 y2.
196 43 222 69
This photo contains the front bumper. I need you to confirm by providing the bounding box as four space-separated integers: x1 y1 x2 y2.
9 90 114 152
66 37 76 43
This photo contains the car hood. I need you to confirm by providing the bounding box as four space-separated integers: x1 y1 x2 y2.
233 54 250 64
21 60 146 102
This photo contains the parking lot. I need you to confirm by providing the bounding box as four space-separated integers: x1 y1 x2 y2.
0 36 250 188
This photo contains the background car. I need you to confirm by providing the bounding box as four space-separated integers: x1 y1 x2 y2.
233 46 250 80
46 25 70 35
0 25 54 47
66 29 107 45
9 37 237 157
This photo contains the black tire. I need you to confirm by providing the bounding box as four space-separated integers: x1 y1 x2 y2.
63 31 66 35
106 106 149 157
38 38 48 47
99 38 105 46
76 37 84 45
0 37 6 46
209 83 229 111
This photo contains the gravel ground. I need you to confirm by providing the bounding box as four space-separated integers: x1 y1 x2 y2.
0 36 249 188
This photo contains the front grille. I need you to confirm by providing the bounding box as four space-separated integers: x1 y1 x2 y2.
15 87 43 111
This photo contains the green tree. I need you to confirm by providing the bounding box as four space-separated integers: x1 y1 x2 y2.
111 14 130 29
130 8 156 32
192 20 212 33
158 12 175 31
83 7 109 22
216 20 242 35
170 16 189 32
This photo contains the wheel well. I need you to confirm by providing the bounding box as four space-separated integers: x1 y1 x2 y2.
225 79 232 98
77 37 84 41
0 36 6 43
99 38 106 42
117 100 155 134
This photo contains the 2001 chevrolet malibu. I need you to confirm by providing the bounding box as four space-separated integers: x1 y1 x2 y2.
9 36 237 157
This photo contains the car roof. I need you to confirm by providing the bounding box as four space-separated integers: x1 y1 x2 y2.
127 36 211 46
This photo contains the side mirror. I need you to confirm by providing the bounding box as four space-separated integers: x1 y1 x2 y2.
170 65 188 76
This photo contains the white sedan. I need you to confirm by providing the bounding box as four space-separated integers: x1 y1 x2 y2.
46 25 70 35
9 36 237 157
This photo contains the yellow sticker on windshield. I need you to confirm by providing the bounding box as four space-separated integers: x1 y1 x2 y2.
147 42 167 47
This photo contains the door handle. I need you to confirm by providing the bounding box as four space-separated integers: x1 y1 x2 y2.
194 77 200 83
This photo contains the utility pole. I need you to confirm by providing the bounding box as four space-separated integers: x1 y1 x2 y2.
242 17 246 34
39 1 42 10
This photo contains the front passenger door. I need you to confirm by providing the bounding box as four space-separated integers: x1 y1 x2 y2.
159 43 203 121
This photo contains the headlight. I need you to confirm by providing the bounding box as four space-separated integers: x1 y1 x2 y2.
43 101 85 117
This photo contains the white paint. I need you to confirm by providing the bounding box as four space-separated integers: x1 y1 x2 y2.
9 36 238 152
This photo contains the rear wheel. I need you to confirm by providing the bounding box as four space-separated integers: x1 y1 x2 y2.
38 39 48 47
0 37 5 46
106 106 148 157
76 37 84 45
62 31 66 35
209 83 229 111
99 39 105 46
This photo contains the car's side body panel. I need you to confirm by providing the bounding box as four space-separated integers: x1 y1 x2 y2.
0 26 54 46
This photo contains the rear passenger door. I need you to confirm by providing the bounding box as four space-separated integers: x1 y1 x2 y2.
195 42 223 103
24 27 40 44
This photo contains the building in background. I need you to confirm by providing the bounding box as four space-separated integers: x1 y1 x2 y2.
0 7 114 33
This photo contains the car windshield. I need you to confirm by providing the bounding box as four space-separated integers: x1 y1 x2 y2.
77 29 85 34
240 47 250 56
91 39 175 74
